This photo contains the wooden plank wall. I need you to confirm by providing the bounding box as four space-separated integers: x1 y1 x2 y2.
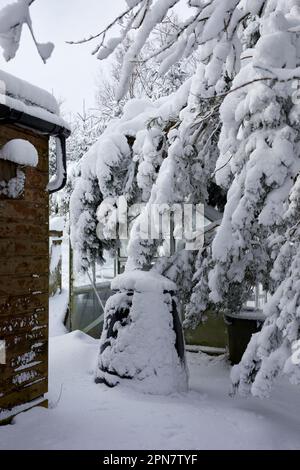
0 124 49 417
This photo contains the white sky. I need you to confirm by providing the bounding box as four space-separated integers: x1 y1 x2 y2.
0 0 127 119
0 0 189 119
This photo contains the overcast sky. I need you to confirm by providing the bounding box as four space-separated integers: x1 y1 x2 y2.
0 0 189 119
0 0 128 119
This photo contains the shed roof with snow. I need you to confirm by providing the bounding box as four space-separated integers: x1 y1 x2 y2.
0 69 69 132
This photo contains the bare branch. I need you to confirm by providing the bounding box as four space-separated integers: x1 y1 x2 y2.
211 154 233 178
66 3 140 46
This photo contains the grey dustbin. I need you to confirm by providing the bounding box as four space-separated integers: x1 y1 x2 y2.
224 309 266 365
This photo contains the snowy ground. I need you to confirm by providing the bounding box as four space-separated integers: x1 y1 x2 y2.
49 234 69 337
1 233 299 450
49 291 68 337
0 329 300 450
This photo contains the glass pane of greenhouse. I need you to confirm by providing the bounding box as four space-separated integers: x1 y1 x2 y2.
68 250 115 339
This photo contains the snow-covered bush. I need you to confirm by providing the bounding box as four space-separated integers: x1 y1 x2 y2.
231 177 300 397
70 81 193 272
96 270 188 394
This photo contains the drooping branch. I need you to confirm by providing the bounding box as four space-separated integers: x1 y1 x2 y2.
200 73 300 101
0 0 53 62
66 1 144 46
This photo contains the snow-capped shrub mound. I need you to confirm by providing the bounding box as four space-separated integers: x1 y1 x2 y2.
95 270 188 395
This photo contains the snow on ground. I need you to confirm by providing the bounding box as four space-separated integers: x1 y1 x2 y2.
0 330 300 450
49 234 69 337
3 231 299 449
49 291 68 337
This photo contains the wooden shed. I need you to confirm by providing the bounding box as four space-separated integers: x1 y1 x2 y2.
0 70 70 424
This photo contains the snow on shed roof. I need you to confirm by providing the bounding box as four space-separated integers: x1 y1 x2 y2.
0 69 58 114
0 69 70 131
